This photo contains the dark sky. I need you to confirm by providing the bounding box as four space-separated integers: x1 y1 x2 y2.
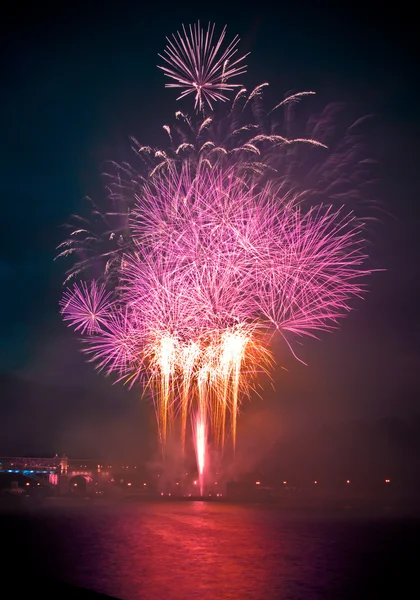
1 1 419 458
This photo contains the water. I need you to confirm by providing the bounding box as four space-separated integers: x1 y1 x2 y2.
3 500 419 599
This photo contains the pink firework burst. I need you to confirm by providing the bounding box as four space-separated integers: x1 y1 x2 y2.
83 307 142 381
63 165 369 446
125 165 368 343
58 21 378 456
59 281 114 334
158 21 248 111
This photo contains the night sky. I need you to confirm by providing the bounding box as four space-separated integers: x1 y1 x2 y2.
1 2 419 461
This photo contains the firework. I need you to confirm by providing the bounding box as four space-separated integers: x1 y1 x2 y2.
59 23 375 487
59 86 374 288
59 281 114 334
158 21 248 111
61 165 368 453
55 191 133 285
134 87 327 178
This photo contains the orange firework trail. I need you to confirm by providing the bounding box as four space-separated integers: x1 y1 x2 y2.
145 324 272 451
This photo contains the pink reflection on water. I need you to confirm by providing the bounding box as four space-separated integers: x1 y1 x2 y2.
53 503 349 600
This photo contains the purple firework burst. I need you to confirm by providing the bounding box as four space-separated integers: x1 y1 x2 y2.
62 165 369 380
59 280 114 335
58 21 378 453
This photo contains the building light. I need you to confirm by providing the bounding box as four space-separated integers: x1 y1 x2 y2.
255 481 261 485
314 480 318 484
127 482 132 486
346 480 350 484
282 481 287 485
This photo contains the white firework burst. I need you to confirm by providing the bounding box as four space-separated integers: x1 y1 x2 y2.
158 21 248 112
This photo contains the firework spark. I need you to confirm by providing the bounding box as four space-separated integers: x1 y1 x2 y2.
158 21 248 111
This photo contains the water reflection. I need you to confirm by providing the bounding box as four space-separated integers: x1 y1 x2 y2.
11 501 420 599
44 502 341 599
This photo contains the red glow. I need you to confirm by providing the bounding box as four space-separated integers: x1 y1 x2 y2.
255 481 261 485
